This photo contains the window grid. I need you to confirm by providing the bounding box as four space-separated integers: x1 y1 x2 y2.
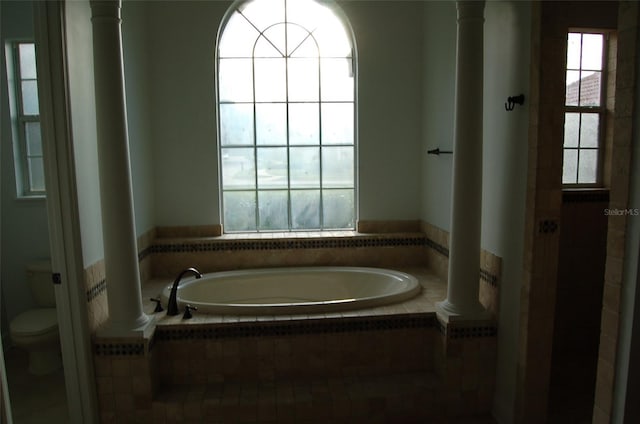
562 31 607 186
218 0 355 232
10 42 44 197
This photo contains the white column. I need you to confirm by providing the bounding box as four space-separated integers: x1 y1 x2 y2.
91 0 152 336
437 0 487 320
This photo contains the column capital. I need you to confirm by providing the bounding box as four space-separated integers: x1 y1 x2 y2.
456 0 485 22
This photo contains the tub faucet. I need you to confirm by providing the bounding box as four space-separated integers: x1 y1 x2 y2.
167 267 202 316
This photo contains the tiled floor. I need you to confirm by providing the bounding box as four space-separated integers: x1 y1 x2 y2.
2 346 69 424
154 371 497 423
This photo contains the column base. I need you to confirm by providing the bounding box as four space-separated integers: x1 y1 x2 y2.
96 313 156 339
436 299 490 322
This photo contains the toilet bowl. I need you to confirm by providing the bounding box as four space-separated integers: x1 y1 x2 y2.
9 261 61 375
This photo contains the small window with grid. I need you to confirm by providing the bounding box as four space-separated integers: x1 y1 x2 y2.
562 32 607 186
6 41 45 197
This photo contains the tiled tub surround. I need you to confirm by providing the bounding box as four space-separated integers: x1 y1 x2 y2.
93 269 498 423
147 231 428 278
84 224 502 329
88 224 501 422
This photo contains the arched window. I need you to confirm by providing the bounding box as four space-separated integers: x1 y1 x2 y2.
217 0 356 232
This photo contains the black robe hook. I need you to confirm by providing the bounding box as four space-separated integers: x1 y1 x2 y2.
505 94 525 111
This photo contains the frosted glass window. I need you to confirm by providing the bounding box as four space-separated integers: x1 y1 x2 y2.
220 104 254 146
289 103 319 145
224 191 257 232
28 158 45 192
322 103 353 144
580 113 599 147
21 81 39 115
255 27 286 58
218 59 253 102
562 32 606 186
258 190 289 230
221 148 255 189
290 147 320 188
26 122 42 156
322 147 353 188
7 42 44 197
218 0 355 232
254 58 287 102
323 189 355 229
288 58 319 101
321 59 354 102
256 104 287 145
564 113 579 147
578 150 598 184
257 147 288 188
563 150 578 185
18 44 37 79
291 190 320 229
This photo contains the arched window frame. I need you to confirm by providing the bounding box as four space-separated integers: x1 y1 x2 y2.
215 0 358 233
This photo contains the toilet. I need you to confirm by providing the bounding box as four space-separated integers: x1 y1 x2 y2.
9 260 61 375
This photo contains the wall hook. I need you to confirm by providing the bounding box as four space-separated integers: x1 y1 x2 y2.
505 94 525 111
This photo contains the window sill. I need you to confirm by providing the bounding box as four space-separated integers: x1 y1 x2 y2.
562 187 609 203
16 194 46 202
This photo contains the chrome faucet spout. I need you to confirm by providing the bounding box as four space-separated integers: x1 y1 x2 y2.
166 267 202 316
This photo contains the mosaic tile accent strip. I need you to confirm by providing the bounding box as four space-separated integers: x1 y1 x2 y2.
94 341 147 356
447 325 498 339
154 314 437 342
86 279 107 302
425 237 449 257
150 236 427 254
435 318 497 339
480 269 499 287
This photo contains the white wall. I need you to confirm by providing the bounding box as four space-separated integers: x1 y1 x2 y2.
63 0 104 267
421 1 455 230
0 0 51 326
142 0 424 227
420 1 531 422
482 2 531 422
340 1 424 221
122 0 156 236
147 0 227 226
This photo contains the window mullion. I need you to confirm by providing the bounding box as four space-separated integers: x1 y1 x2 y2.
251 55 260 231
284 9 293 231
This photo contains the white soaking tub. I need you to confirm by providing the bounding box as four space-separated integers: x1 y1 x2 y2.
161 266 421 315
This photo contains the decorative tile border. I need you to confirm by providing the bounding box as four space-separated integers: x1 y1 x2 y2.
480 269 499 287
87 279 107 302
154 314 437 342
447 324 498 339
436 319 498 339
94 341 147 356
93 314 498 357
149 235 427 254
425 237 449 257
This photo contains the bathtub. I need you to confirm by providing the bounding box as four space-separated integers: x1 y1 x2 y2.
161 266 421 315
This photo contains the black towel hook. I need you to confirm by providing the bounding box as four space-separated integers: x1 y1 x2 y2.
505 94 525 111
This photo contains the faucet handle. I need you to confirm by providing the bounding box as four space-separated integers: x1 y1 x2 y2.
150 298 164 313
183 305 197 319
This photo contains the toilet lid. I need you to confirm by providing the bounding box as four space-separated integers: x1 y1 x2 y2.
10 308 58 337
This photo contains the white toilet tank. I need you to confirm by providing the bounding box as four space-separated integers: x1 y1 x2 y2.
27 260 54 307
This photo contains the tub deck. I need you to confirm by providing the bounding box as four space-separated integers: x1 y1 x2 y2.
142 266 446 326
